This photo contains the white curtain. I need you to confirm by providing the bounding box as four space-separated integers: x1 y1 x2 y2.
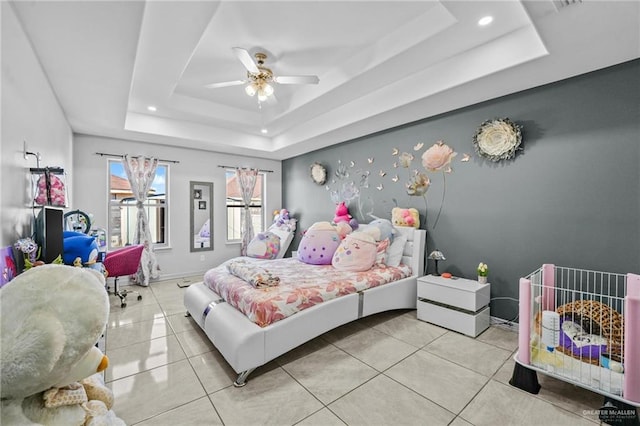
236 168 259 256
122 155 160 286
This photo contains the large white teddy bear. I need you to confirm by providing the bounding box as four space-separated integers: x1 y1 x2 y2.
0 264 125 425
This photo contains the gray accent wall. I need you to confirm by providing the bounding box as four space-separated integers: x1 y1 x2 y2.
283 59 640 321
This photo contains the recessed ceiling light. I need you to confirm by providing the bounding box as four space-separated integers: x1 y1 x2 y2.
147 105 157 112
478 16 493 26
261 128 268 134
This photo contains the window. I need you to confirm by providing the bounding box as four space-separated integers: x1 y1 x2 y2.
108 160 168 249
226 170 264 242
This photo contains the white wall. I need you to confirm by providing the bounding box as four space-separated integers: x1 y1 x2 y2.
1 2 73 247
73 135 282 279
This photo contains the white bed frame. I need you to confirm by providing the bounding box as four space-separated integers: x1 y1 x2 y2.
183 226 426 386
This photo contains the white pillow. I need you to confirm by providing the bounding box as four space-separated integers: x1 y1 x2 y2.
386 234 407 267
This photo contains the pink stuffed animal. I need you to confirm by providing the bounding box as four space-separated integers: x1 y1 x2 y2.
333 202 352 224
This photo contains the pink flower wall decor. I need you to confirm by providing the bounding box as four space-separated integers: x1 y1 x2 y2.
421 141 457 173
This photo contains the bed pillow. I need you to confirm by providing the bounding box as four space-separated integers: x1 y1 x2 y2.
297 221 340 265
246 231 281 259
332 232 377 272
386 234 407 267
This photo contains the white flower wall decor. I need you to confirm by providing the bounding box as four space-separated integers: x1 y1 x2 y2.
472 118 523 162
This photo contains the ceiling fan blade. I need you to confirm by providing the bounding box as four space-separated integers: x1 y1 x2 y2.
274 75 319 85
204 80 246 89
232 47 259 73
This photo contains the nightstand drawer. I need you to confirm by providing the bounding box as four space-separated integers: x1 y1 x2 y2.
417 275 490 312
417 300 490 337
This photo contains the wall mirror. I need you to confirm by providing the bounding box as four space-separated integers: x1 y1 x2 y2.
190 181 213 252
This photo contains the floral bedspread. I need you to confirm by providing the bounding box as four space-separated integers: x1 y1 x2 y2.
204 257 412 327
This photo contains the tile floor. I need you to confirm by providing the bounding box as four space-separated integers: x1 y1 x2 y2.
104 276 628 425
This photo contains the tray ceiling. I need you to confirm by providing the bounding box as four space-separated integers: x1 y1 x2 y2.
9 0 640 160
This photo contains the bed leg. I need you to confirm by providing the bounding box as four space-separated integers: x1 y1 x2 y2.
509 362 540 394
184 311 191 317
233 369 255 387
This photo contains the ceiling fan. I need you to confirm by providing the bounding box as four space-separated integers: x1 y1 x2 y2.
205 48 320 102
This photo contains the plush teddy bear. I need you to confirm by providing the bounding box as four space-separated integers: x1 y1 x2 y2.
333 201 352 224
0 264 125 426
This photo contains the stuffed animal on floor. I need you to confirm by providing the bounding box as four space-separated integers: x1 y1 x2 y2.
0 264 125 426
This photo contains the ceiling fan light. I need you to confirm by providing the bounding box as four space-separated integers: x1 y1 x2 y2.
245 84 257 97
257 91 268 102
263 83 274 97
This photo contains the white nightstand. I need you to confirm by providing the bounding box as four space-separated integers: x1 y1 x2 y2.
417 275 490 337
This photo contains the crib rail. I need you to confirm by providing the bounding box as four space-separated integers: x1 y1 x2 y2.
516 264 640 406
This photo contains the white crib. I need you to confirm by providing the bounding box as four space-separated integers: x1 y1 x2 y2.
512 264 640 410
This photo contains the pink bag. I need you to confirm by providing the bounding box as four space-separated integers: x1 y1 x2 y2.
34 169 66 207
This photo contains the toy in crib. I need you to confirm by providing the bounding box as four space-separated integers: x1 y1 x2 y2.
535 299 624 369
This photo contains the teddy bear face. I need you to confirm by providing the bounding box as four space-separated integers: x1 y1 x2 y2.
0 265 109 400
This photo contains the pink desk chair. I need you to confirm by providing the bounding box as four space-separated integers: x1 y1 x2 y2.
102 244 144 308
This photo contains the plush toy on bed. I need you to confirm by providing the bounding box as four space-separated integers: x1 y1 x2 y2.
391 207 419 228
297 221 341 265
331 231 378 272
362 218 396 243
0 264 125 426
273 209 289 226
335 221 353 240
333 202 352 224
272 208 297 231
246 231 281 259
